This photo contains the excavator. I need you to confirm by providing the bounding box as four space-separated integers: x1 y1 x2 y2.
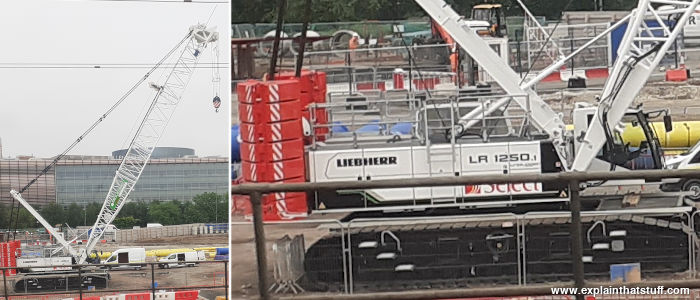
418 1 507 86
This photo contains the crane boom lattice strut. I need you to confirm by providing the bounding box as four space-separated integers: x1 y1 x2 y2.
571 0 700 171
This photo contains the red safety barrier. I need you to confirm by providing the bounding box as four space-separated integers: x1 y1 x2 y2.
74 296 101 300
666 68 689 82
356 81 386 91
585 68 609 79
174 290 199 300
8 240 18 275
1 242 9 276
313 72 327 103
124 293 151 300
412 78 436 90
393 69 405 89
540 71 562 82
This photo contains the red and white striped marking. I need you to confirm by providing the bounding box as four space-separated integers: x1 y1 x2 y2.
268 83 306 219
269 84 289 217
245 84 257 182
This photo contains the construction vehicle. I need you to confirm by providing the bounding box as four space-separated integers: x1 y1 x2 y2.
8 24 218 291
662 142 700 199
414 1 509 84
157 250 206 269
471 3 507 37
101 248 147 270
237 0 700 292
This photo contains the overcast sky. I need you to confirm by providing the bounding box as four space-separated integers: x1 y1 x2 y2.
0 0 230 158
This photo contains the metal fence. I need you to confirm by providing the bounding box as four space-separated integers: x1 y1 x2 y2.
0 260 228 300
115 223 228 243
231 169 700 300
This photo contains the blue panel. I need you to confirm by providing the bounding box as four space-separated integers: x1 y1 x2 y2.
610 263 640 282
610 20 676 63
231 124 241 163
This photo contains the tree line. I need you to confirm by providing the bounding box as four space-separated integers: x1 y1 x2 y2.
0 193 228 231
232 0 638 24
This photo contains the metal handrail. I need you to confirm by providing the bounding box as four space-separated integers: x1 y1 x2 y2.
235 169 700 299
0 260 228 299
232 169 700 194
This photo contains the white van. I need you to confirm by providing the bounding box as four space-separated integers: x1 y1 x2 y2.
101 248 147 270
157 251 206 269
146 223 163 228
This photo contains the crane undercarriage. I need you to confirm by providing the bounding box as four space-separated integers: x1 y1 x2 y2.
301 207 693 292
13 270 109 292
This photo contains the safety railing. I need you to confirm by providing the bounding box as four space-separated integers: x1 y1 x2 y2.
231 169 700 300
0 260 228 300
307 89 534 148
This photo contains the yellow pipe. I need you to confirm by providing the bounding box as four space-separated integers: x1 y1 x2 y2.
147 248 216 257
566 121 700 148
89 248 218 259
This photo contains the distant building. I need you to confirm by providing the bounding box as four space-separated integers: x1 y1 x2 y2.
111 147 195 160
0 147 228 207
0 158 56 207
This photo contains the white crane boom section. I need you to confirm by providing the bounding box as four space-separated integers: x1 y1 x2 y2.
413 0 569 162
79 25 218 263
9 190 79 258
571 0 699 171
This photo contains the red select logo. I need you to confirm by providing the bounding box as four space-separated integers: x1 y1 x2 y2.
465 182 542 195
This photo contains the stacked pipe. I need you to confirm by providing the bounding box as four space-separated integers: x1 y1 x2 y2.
0 240 19 276
237 80 308 221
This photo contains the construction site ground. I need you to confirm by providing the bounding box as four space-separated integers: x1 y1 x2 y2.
3 234 228 300
230 213 346 298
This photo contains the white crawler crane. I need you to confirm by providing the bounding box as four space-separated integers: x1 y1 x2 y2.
8 24 218 291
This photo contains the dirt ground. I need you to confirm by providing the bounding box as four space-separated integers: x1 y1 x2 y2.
105 234 229 299
229 213 346 299
3 234 228 299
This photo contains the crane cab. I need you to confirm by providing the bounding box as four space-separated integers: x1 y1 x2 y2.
471 3 506 37
572 104 670 172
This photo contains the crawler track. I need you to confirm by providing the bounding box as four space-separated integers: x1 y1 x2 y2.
301 215 690 292
14 271 109 292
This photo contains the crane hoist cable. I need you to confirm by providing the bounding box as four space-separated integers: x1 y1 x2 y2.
211 37 221 112
7 31 193 235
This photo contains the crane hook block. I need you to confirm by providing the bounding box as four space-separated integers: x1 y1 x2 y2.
213 95 221 112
